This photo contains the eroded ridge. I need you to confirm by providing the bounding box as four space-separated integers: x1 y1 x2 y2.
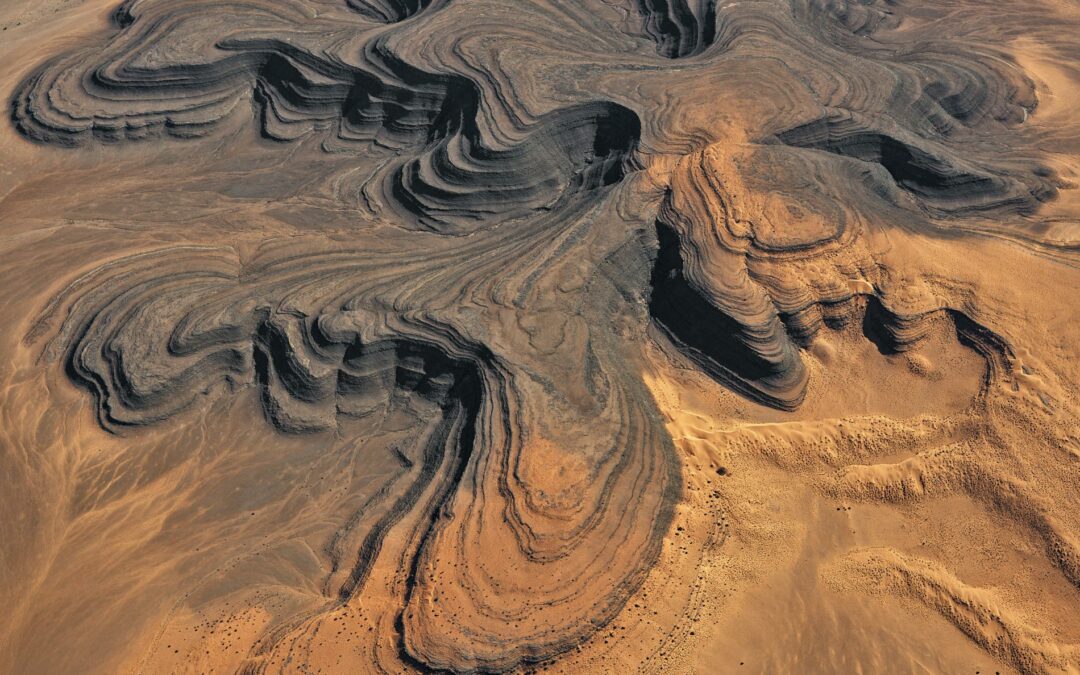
7 0 1080 672
634 0 1066 409
347 0 441 23
775 110 1057 216
627 0 718 58
33 235 679 671
14 5 643 235
644 133 1037 410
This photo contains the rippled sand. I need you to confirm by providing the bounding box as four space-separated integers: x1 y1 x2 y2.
1 0 1078 672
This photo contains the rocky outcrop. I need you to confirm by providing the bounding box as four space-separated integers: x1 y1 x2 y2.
11 0 1073 671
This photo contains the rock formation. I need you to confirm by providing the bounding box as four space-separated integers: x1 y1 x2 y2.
1 0 1078 672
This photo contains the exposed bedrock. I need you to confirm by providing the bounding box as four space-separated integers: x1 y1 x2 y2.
645 143 854 411
346 0 440 23
857 296 1012 383
791 0 1042 132
12 9 643 233
775 110 1058 217
13 23 467 147
389 101 641 233
795 0 901 39
33 236 679 671
651 205 1016 412
650 218 807 410
628 0 718 58
9 0 1072 671
646 137 1022 412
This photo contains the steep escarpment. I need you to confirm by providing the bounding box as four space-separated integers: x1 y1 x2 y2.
775 110 1057 216
650 217 808 410
628 0 717 58
389 100 641 233
347 0 441 24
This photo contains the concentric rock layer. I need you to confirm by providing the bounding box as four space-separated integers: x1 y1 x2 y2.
4 0 1079 672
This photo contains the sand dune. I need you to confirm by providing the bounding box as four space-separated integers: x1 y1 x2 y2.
0 0 1078 672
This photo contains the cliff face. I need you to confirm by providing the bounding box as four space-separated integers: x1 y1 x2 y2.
1 0 1079 672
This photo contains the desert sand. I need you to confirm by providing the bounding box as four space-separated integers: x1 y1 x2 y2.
0 0 1078 673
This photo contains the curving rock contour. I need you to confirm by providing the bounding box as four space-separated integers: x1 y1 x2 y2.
3 0 1079 672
